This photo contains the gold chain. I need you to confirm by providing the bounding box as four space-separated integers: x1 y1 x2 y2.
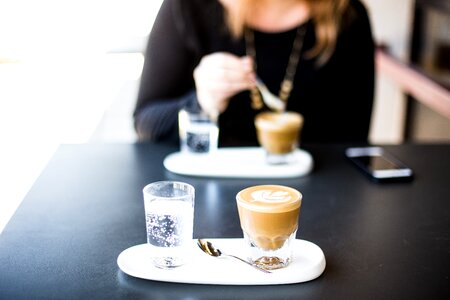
245 26 306 110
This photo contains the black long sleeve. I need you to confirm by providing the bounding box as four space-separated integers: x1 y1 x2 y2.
133 0 203 144
134 0 375 145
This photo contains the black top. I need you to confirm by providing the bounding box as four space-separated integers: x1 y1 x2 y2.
134 0 375 146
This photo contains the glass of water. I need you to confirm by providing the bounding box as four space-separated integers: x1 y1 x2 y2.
143 181 195 269
178 108 219 154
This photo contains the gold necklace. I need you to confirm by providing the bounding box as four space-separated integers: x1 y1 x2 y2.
245 26 306 110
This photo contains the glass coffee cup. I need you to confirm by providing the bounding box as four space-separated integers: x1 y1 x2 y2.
254 111 304 164
236 185 302 270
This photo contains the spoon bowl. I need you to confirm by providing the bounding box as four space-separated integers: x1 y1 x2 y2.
197 239 271 273
255 78 286 112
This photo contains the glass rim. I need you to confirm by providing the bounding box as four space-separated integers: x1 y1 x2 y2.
143 181 195 196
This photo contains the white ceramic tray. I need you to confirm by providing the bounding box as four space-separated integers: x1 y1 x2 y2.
163 147 313 178
117 238 326 285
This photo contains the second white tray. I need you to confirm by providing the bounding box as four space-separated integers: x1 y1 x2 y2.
117 238 326 285
163 147 313 178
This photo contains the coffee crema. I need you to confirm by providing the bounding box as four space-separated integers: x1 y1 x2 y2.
236 185 302 250
254 112 303 131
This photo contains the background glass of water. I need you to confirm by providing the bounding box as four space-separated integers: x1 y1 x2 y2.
143 181 195 269
179 108 218 154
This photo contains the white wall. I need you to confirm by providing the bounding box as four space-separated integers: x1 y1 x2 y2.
0 0 163 233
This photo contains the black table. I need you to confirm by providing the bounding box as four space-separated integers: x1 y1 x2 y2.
1 143 449 299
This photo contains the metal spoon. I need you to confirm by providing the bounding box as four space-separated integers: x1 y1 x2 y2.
255 78 286 112
197 239 271 273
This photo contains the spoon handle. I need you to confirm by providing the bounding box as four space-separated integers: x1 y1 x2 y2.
224 254 271 274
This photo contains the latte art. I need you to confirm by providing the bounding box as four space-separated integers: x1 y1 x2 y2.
250 190 292 203
237 185 301 213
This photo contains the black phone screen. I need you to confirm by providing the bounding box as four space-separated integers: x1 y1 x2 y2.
346 147 413 182
355 155 402 171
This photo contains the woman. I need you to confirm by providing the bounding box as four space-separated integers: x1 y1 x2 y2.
134 0 375 146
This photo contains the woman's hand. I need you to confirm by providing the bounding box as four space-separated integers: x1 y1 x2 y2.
194 53 255 119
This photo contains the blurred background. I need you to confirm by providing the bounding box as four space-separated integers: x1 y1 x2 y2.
0 0 449 232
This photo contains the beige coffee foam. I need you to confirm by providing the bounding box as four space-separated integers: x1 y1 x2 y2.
254 112 303 132
236 185 301 213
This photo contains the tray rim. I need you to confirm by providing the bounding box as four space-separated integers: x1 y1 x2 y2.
117 238 326 285
163 147 314 178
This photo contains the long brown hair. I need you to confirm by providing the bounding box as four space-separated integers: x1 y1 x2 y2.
225 0 350 65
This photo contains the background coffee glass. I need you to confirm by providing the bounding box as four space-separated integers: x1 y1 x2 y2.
143 181 195 269
179 108 219 154
236 185 302 270
254 111 303 164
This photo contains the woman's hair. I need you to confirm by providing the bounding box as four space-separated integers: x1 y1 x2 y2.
225 0 350 65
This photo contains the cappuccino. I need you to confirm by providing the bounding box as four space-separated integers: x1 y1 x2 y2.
236 185 302 269
254 112 303 164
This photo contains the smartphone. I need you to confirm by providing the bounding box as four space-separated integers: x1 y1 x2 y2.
345 147 413 182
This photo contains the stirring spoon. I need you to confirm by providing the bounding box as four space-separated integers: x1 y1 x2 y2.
197 239 271 274
255 78 286 112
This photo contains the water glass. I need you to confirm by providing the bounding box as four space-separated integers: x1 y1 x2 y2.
143 181 195 269
178 108 219 154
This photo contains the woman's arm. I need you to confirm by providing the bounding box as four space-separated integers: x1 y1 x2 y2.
133 0 199 144
134 0 254 144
